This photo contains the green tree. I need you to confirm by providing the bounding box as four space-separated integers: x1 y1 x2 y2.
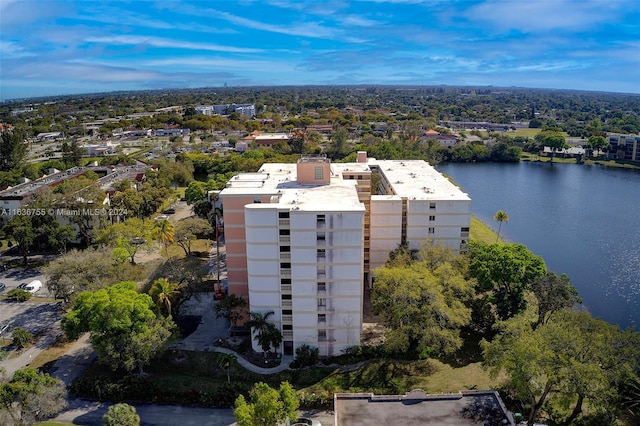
587 135 607 158
482 310 640 425
148 278 181 318
213 294 247 337
234 382 299 426
152 218 175 257
0 129 28 172
246 311 282 357
372 258 474 358
62 281 175 374
535 130 567 162
6 289 32 302
493 210 509 242
4 215 35 266
61 139 86 166
103 403 140 426
97 218 153 264
174 217 212 256
216 352 237 384
11 327 33 349
469 242 546 320
0 367 67 425
110 188 144 218
44 247 143 304
530 272 581 328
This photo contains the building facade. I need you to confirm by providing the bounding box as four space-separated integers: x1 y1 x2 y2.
219 152 471 357
607 134 640 162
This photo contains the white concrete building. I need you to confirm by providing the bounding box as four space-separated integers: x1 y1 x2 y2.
219 152 471 357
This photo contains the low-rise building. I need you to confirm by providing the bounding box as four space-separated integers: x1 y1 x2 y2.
334 389 514 425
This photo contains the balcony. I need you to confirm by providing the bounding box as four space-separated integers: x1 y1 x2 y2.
283 330 293 339
282 300 292 309
281 268 291 278
282 314 293 324
279 235 290 244
278 219 290 226
281 284 292 292
280 252 291 261
460 232 470 238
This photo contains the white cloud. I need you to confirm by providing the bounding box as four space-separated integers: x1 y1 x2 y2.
84 35 264 53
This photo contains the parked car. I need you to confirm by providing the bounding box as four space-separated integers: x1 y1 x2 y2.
25 280 42 293
290 418 322 426
162 207 176 214
0 282 6 292
18 283 27 290
154 214 169 222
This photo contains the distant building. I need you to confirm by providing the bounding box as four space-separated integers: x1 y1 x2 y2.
334 389 514 425
607 134 640 161
154 128 191 137
36 132 64 142
195 103 256 117
219 152 471 357
422 129 459 148
10 107 34 116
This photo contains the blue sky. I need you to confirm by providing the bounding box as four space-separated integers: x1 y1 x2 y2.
1 0 639 100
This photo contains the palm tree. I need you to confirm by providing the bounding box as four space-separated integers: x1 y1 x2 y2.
216 352 236 384
494 210 509 243
149 278 180 317
152 218 175 257
246 311 280 357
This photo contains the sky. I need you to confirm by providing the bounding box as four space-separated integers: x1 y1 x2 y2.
1 0 639 100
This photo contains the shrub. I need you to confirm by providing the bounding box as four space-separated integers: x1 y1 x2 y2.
291 344 320 368
103 403 140 426
7 289 32 302
12 327 33 349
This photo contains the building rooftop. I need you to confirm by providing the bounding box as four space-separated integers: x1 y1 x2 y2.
335 390 514 426
223 163 365 212
221 156 470 211
370 159 470 201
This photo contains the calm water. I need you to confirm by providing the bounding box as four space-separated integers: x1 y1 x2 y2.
438 161 640 329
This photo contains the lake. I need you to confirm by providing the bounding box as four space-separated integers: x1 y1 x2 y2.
438 161 640 329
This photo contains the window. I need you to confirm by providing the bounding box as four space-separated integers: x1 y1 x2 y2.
280 262 291 269
429 202 436 210
282 294 292 300
317 298 326 307
317 214 326 224
349 175 354 180
279 229 290 235
429 215 435 221
318 282 326 291
318 314 326 322
428 227 435 234
314 166 324 180
279 246 290 252
461 227 470 232
317 248 326 258
283 309 292 315
318 330 327 339
278 212 290 219
283 324 292 330
253 197 261 204
318 265 326 275
317 232 326 241
281 278 291 285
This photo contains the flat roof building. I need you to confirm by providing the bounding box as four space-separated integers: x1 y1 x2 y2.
334 390 514 425
219 152 471 357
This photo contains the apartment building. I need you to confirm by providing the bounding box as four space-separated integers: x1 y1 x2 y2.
219 152 471 357
607 134 640 161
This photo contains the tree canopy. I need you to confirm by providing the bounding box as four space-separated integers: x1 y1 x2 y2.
469 242 546 320
62 281 175 373
234 382 299 426
372 243 475 358
482 310 640 425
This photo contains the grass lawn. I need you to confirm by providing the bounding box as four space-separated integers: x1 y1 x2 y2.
69 350 505 409
511 128 569 138
470 216 502 244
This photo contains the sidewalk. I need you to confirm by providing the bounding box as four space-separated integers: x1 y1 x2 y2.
0 319 62 379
